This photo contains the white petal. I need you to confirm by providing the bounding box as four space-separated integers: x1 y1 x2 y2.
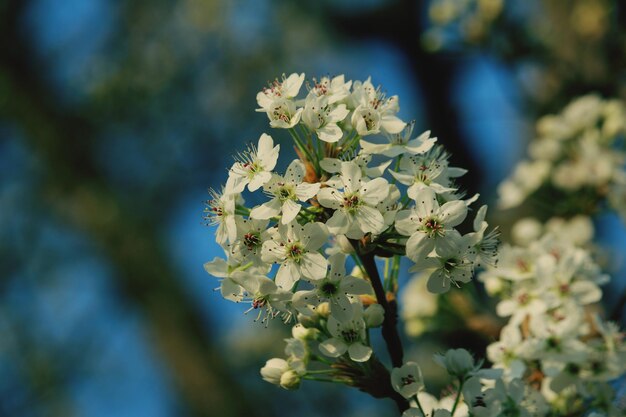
355 205 385 235
220 278 243 301
203 258 229 277
426 270 451 294
326 210 351 235
250 198 282 219
340 162 362 193
284 159 305 184
404 137 437 154
360 178 390 205
248 171 272 192
320 158 342 173
295 182 320 201
303 222 328 251
414 187 439 218
360 140 389 155
394 209 420 236
365 160 393 178
380 115 406 134
317 124 343 143
276 262 299 290
348 343 372 362
389 170 415 186
405 233 435 262
261 239 285 263
281 199 302 224
319 338 348 357
440 200 467 228
300 252 328 280
317 187 342 209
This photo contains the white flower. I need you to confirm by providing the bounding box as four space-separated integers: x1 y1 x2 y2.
320 153 392 179
292 253 371 321
265 98 303 129
349 78 406 136
495 287 547 325
250 159 320 224
464 205 500 268
306 75 352 104
233 273 293 324
487 324 527 379
396 187 468 262
204 187 237 245
409 231 475 294
434 349 482 380
256 72 305 111
363 303 385 327
317 161 390 239
319 314 372 362
301 95 349 143
260 358 303 389
360 123 437 157
391 361 424 399
225 133 279 194
203 256 246 302
388 146 464 199
261 222 328 290
223 216 271 269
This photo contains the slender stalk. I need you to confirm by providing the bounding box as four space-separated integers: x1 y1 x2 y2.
358 251 404 368
414 393 427 417
450 378 465 416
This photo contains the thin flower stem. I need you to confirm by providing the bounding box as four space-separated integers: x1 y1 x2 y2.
390 255 401 290
450 378 465 416
302 375 351 384
351 253 366 276
413 393 427 417
311 355 334 365
289 128 315 165
306 369 335 374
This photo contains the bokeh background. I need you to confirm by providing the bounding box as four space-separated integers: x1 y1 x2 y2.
2 0 626 416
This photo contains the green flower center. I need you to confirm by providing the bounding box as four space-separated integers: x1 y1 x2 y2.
277 184 296 201
423 216 444 237
320 282 338 297
288 244 304 262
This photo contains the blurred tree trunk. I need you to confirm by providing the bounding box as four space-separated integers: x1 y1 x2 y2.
0 2 271 417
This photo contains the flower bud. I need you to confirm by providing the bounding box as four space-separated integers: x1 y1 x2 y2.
364 304 384 327
280 370 301 390
292 323 319 340
316 302 331 318
434 348 477 378
260 358 289 385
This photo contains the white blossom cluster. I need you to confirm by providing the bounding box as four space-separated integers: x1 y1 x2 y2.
478 217 626 416
498 94 626 218
392 348 550 417
204 73 497 392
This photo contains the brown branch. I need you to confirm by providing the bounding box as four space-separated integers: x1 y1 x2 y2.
359 252 405 369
